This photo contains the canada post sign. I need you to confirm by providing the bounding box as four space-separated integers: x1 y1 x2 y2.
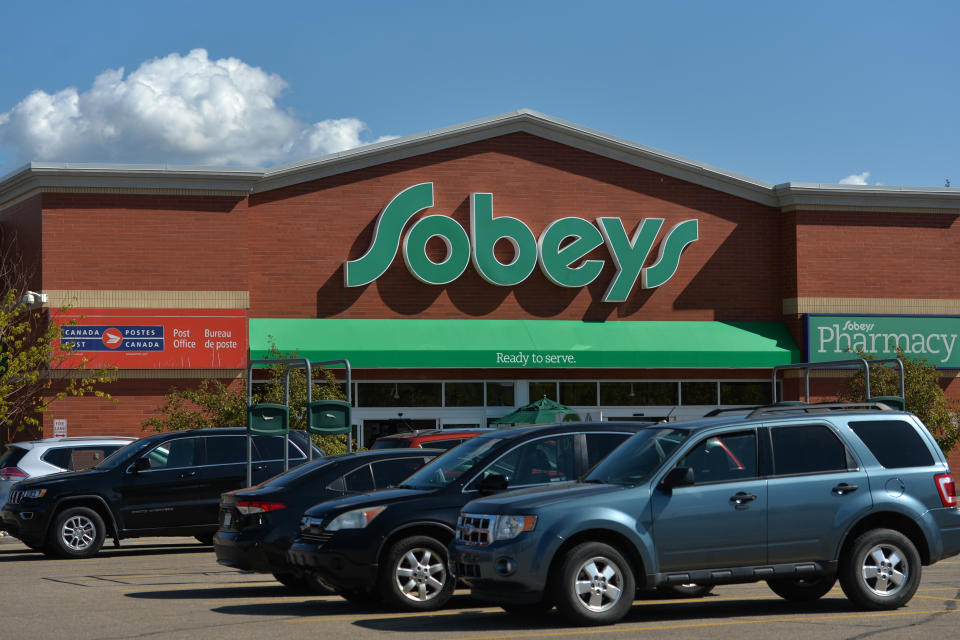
807 315 960 368
344 183 699 302
61 326 164 352
53 309 247 369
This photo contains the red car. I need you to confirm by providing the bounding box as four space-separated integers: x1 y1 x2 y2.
370 428 493 451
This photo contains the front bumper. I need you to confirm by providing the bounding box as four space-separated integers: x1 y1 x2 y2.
1 503 51 547
287 537 379 590
451 540 550 604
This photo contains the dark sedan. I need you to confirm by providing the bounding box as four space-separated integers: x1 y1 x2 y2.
214 448 438 592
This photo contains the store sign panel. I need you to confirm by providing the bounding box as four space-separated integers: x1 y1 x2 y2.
53 309 247 369
807 315 960 368
344 183 699 302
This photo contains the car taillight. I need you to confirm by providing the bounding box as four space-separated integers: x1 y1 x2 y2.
235 500 286 514
935 473 957 508
0 467 27 481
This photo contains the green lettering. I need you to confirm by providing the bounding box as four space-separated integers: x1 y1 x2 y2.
470 193 537 286
538 217 604 287
642 219 699 288
402 215 470 285
597 217 662 302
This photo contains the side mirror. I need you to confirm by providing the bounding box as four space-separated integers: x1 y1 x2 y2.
475 473 509 494
128 457 150 474
661 466 694 491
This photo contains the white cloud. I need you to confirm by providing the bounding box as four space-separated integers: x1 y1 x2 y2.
839 171 871 186
0 49 391 168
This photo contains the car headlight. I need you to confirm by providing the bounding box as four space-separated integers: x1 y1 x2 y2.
494 515 537 541
21 488 48 500
325 505 387 531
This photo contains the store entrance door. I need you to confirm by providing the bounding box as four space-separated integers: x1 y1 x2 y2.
361 418 437 448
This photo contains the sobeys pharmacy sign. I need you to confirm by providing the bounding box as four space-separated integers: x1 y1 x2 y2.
808 315 960 368
344 183 699 302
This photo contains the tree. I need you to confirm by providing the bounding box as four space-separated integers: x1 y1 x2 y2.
0 249 116 445
143 342 353 454
840 348 960 455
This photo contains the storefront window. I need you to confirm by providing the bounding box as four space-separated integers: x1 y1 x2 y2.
529 381 557 402
560 382 598 406
720 381 771 405
601 382 678 406
358 382 442 407
681 381 717 405
445 382 484 407
486 382 515 407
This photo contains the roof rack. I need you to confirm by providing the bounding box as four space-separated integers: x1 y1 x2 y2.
746 401 893 419
771 358 905 411
703 406 764 417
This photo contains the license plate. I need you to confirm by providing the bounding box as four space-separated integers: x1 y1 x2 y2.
222 511 232 527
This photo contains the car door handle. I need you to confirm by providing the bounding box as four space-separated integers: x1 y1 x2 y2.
254 464 266 472
178 471 197 478
730 492 757 504
832 482 859 495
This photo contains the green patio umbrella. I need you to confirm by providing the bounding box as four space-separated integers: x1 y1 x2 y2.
490 397 581 426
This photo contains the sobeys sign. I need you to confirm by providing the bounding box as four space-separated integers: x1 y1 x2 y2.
808 315 960 368
344 183 699 302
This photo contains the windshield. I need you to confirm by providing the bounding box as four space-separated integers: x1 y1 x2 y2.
400 436 505 489
584 428 689 486
92 439 153 470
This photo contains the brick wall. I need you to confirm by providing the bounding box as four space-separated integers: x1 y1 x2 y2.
248 133 782 322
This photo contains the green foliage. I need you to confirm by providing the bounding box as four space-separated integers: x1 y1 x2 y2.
0 288 116 445
840 348 960 455
142 341 354 455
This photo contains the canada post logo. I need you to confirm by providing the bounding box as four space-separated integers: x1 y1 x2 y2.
61 326 164 352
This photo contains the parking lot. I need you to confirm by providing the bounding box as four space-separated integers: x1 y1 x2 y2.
2 534 958 640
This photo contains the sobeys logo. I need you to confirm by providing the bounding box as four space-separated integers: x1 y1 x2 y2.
344 183 699 302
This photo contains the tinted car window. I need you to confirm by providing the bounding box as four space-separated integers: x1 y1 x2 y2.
252 435 306 461
344 465 375 492
481 435 576 486
371 440 406 450
145 438 198 469
41 446 122 471
203 435 247 465
0 446 27 468
585 433 632 469
372 457 431 489
585 428 689 485
848 420 935 468
426 439 464 451
679 431 757 483
771 424 848 476
403 437 506 489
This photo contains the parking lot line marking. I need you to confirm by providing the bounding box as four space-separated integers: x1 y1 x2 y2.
913 594 960 602
440 608 960 640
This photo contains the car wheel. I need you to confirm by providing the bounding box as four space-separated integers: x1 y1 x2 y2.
273 571 337 595
501 600 554 616
194 533 214 546
766 575 836 601
552 542 635 626
49 506 105 559
657 583 714 598
839 528 921 610
379 535 454 611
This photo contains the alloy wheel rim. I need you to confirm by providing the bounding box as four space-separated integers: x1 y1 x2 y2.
395 547 447 601
861 543 908 597
574 556 624 612
61 515 96 551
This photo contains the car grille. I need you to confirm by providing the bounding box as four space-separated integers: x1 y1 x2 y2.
7 490 23 505
456 513 494 546
301 530 334 546
455 561 481 578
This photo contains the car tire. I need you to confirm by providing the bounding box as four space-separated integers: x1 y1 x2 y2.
552 542 635 626
273 571 337 595
48 506 106 559
657 583 714 598
501 600 554 616
379 535 455 611
766 575 836 601
839 528 921 610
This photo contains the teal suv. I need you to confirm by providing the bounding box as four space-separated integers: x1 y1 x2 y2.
451 404 960 626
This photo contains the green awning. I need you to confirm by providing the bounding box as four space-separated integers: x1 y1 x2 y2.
249 319 800 369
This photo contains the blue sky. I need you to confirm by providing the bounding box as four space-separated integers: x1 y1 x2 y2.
1 0 956 187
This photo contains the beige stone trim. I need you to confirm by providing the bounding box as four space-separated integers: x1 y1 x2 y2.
783 298 960 315
44 290 249 309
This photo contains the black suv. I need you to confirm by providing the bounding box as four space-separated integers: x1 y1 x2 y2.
287 422 651 611
214 448 439 592
1 427 320 558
